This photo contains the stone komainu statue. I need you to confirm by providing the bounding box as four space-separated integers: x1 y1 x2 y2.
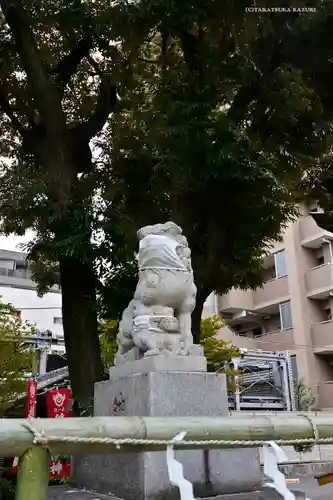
115 222 197 364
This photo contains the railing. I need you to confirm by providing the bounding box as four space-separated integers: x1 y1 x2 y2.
305 263 333 296
0 267 31 279
311 320 333 350
299 215 325 242
7 414 333 500
252 275 289 307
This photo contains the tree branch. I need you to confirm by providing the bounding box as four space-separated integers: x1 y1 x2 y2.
53 35 93 90
0 0 66 135
179 31 202 75
138 57 161 64
0 86 26 135
76 74 118 141
87 55 103 77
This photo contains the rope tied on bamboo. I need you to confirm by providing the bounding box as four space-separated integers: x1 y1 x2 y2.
23 421 49 446
21 417 333 448
301 414 319 443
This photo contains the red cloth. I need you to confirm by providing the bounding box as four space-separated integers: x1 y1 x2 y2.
49 457 71 479
46 388 73 418
46 387 72 479
24 379 37 418
10 387 73 478
11 380 37 472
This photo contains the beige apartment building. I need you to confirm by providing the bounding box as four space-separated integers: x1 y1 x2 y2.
209 204 333 409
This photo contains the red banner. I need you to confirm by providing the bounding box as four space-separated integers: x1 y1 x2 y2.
10 385 73 479
49 457 71 480
46 388 72 418
24 379 37 418
12 380 37 472
46 387 72 480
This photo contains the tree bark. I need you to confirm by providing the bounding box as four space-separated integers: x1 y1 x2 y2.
191 285 212 344
59 254 104 411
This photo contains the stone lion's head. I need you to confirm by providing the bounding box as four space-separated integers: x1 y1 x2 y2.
137 221 183 241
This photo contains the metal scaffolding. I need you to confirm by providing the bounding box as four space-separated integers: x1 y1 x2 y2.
228 349 296 411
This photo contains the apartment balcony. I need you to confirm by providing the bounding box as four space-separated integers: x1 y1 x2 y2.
219 289 254 314
305 263 333 299
0 267 31 279
252 276 289 310
255 328 294 352
0 266 38 290
317 381 333 409
218 326 294 352
299 216 333 249
312 320 333 353
0 266 61 293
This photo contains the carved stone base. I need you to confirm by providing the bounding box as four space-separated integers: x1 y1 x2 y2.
110 347 206 379
73 372 261 500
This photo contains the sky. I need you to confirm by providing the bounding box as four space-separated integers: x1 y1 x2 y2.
0 229 35 252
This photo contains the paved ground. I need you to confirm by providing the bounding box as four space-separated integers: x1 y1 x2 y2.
48 485 117 499
291 477 333 500
48 479 333 499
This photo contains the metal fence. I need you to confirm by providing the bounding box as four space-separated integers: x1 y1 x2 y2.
6 414 333 500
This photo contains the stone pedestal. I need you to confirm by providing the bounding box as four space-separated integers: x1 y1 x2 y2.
73 358 261 500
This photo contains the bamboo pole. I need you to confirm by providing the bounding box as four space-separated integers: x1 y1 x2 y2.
0 414 332 456
15 446 49 500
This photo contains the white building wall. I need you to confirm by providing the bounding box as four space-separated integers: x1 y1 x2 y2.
202 292 219 318
0 286 63 336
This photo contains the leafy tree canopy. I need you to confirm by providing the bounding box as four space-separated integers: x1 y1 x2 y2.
0 298 34 413
106 0 333 338
0 0 333 402
0 0 132 406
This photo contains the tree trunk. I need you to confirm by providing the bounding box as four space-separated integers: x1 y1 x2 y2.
59 255 104 412
191 286 212 344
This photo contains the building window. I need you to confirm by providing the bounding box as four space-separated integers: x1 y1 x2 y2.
274 250 287 278
279 301 292 330
53 317 63 325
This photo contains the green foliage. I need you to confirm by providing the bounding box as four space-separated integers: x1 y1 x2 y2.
99 319 118 367
200 316 240 391
27 258 61 298
107 3 333 340
293 378 317 453
200 316 239 372
0 477 15 500
0 299 34 413
296 378 316 411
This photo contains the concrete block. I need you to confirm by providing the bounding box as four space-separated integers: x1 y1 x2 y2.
109 351 206 379
73 371 261 500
